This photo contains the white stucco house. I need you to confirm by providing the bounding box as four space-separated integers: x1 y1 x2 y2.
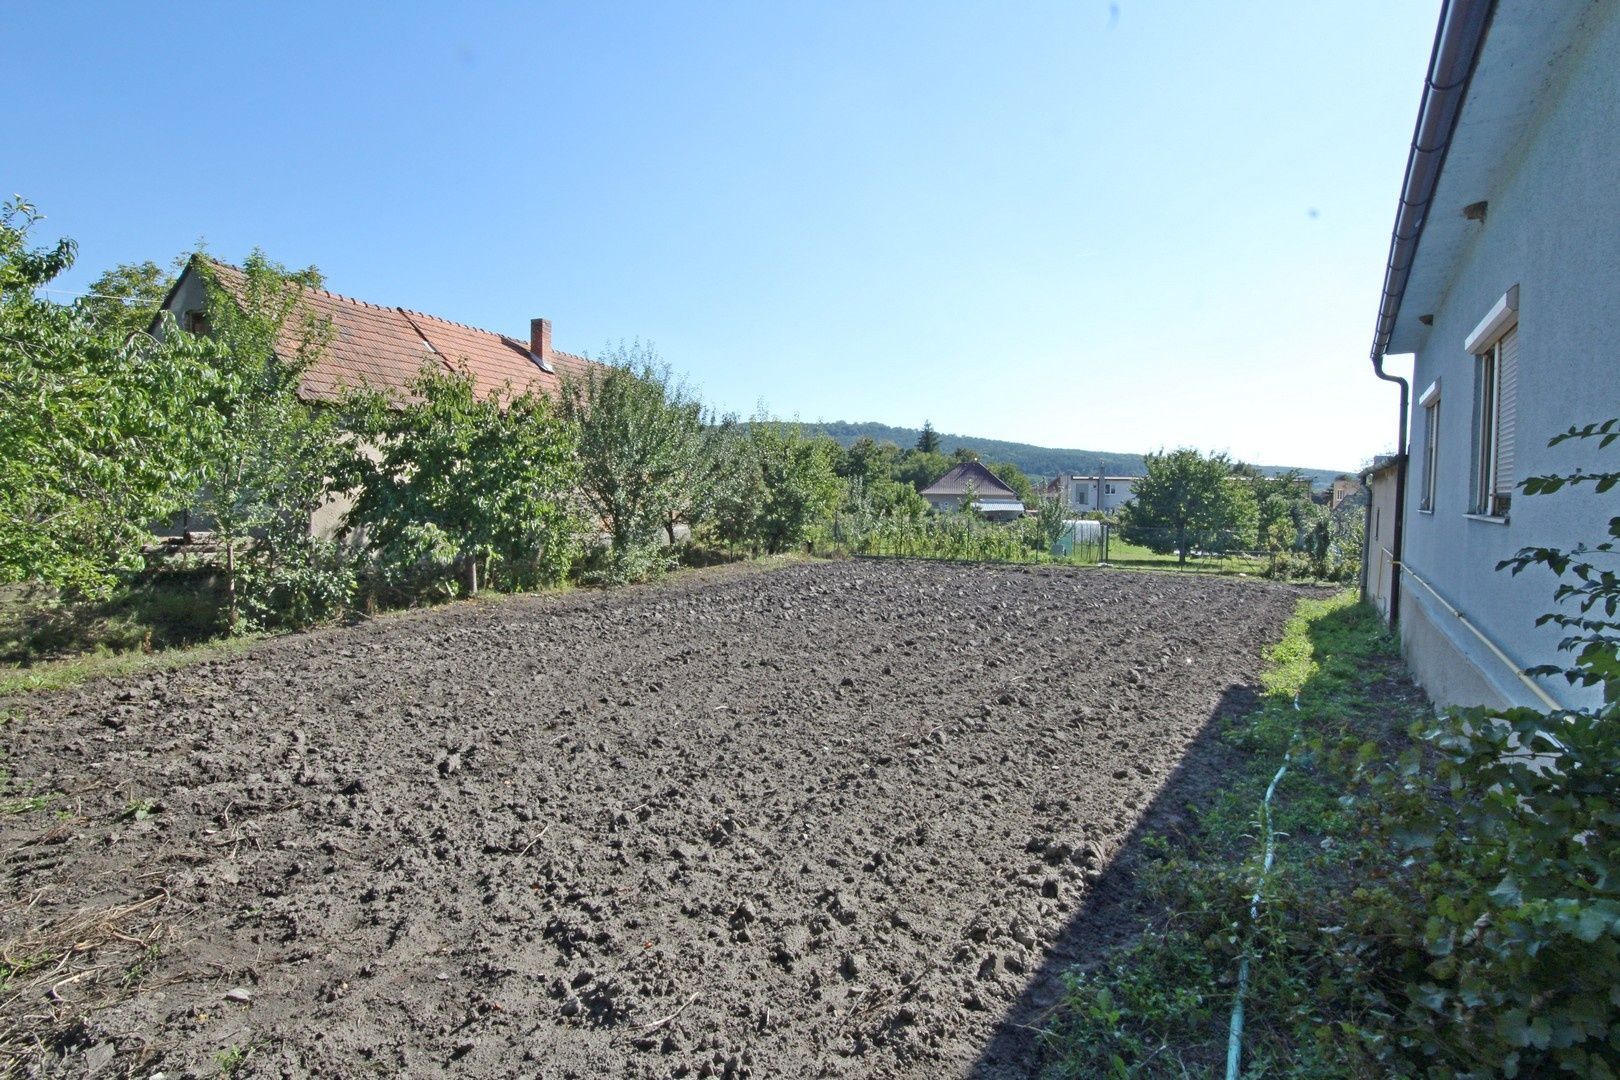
1045 471 1139 515
1364 0 1618 710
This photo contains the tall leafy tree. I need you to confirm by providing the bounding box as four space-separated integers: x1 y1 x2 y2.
558 343 705 583
751 422 842 553
987 460 1036 507
78 258 178 341
343 365 582 595
709 419 842 554
837 436 900 482
1121 448 1258 563
0 198 220 594
187 253 346 628
894 449 951 492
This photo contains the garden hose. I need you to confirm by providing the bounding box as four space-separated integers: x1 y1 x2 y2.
1225 696 1299 1080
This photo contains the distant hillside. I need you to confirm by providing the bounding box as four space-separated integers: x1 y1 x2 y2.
798 421 1350 488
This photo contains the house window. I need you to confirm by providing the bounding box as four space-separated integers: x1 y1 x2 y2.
184 309 210 335
1074 487 1089 506
1472 325 1518 517
1418 381 1440 512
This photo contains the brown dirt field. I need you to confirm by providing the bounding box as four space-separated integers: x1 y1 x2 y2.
0 559 1315 1079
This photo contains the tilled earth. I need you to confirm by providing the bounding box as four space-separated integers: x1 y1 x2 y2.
0 559 1309 1079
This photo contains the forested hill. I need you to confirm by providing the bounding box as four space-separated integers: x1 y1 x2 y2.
797 421 1351 488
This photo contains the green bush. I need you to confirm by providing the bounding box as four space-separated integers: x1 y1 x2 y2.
1331 419 1620 1077
234 538 355 631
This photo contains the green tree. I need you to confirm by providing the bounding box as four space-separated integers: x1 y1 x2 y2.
187 253 349 629
78 258 178 341
558 342 705 583
1121 448 1258 564
837 435 900 483
987 460 1036 507
710 419 841 554
0 199 220 595
343 365 582 597
705 415 767 551
915 420 941 454
894 449 951 492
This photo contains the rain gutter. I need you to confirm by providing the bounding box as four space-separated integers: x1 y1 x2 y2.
1368 0 1495 628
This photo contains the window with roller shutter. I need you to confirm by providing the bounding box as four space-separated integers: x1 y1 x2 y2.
1472 324 1518 517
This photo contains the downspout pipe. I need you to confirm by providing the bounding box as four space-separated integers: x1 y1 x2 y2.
1368 0 1494 628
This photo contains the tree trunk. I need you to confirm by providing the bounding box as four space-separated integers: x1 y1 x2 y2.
226 538 238 631
465 554 478 596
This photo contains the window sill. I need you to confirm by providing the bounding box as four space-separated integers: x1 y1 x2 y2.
1417 508 1434 515
1464 513 1510 525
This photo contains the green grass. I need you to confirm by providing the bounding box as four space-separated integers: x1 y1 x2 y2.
1037 591 1428 1079
1102 537 1267 576
215 1043 253 1076
0 577 226 663
0 633 267 696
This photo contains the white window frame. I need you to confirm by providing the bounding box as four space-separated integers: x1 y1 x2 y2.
1464 287 1519 520
1418 379 1440 513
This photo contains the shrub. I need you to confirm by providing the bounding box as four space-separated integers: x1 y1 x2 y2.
342 366 582 597
1332 418 1619 1077
234 538 355 631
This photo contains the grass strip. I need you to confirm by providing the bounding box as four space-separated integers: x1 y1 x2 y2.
1037 591 1430 1079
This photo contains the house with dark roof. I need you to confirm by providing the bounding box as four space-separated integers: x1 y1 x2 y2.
1362 0 1616 710
919 462 1025 521
156 256 598 538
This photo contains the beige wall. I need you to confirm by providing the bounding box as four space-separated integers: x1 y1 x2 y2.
1363 466 1398 623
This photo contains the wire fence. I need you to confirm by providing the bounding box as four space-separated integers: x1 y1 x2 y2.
819 513 1106 567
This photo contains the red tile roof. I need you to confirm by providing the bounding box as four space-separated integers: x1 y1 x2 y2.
197 259 595 404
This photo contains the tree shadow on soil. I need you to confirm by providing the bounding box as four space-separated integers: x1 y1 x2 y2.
965 680 1267 1079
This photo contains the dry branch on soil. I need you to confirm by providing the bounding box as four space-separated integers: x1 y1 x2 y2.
0 890 176 1068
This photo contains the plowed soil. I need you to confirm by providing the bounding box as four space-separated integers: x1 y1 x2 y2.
0 559 1309 1079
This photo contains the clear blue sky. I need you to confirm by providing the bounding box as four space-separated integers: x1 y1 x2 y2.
6 1 1437 472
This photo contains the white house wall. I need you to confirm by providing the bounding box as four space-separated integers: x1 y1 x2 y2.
1397 3 1619 710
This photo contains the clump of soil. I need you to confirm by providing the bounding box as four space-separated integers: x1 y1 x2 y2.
0 560 1310 1078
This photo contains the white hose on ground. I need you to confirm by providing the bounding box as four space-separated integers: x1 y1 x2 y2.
1224 695 1299 1080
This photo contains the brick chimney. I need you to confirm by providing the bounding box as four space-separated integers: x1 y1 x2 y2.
530 317 553 363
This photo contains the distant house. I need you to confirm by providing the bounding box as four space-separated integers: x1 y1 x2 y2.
1043 469 1139 515
156 256 597 538
1328 475 1363 511
1362 1 1616 710
919 462 1025 522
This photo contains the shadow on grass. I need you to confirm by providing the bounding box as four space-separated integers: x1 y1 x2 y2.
0 575 225 666
966 599 1414 1078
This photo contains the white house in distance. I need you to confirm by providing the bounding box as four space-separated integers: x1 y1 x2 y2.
1044 470 1139 515
919 462 1026 522
1363 0 1617 710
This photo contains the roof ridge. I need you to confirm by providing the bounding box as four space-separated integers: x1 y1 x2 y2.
403 307 512 340
198 255 594 369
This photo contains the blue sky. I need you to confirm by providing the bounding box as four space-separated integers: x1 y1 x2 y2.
7 1 1436 471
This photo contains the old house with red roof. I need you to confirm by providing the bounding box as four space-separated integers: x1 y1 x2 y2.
156 256 597 538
